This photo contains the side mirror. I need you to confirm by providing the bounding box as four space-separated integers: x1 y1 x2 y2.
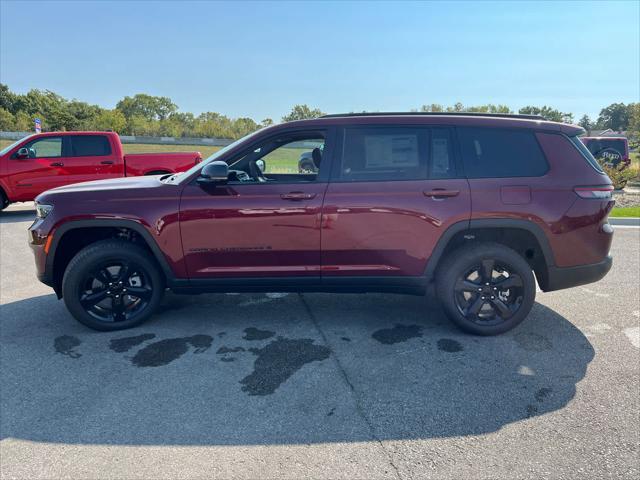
16 147 30 159
255 159 266 173
197 161 229 185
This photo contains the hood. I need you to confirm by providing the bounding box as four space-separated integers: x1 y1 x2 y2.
35 175 167 203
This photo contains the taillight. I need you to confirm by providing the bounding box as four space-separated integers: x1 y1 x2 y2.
574 185 614 199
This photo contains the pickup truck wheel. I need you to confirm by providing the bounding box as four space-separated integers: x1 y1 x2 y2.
0 190 8 211
436 242 535 335
62 240 165 331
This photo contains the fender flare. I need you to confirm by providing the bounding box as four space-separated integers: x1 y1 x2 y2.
424 218 556 281
46 219 177 283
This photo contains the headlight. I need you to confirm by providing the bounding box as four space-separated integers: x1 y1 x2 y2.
35 203 53 219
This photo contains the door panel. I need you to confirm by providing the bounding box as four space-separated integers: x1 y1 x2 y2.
180 182 327 278
7 136 64 200
57 135 120 187
321 179 471 276
321 125 470 277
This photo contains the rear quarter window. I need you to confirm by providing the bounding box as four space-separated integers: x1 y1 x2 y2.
69 135 112 157
458 127 548 178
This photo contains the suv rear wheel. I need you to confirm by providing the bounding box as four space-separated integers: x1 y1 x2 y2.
436 242 536 335
62 240 165 331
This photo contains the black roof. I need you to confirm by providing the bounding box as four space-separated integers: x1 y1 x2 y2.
321 112 546 121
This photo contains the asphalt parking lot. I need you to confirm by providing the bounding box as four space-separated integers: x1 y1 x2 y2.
1 203 638 479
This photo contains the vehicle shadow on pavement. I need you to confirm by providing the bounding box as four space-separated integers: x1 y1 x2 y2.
0 291 594 446
0 209 36 224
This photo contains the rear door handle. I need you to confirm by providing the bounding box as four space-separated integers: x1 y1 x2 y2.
280 192 317 201
423 189 460 198
50 162 64 167
101 160 114 165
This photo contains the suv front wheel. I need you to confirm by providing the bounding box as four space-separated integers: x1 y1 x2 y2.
436 243 536 335
62 240 165 331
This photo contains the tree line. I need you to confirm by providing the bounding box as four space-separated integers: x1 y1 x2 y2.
0 83 637 140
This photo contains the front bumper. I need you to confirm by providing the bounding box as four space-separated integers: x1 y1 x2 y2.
544 255 613 292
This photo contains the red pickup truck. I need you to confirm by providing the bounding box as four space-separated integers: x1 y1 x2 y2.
0 131 201 210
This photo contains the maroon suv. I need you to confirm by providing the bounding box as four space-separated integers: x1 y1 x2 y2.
29 113 614 335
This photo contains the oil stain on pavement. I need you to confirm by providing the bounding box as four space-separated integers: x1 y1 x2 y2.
54 335 82 358
372 324 423 345
109 334 156 352
243 327 275 341
131 334 213 367
437 338 464 353
240 337 331 395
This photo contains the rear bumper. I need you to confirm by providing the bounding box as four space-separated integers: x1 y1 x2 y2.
544 255 612 292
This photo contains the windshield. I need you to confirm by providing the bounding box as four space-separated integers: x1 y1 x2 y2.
168 129 264 184
0 135 35 156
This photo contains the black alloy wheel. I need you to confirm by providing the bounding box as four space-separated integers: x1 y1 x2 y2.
437 242 536 335
453 259 524 326
63 240 164 331
79 260 153 323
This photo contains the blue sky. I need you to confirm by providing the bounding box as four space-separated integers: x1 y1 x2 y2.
1 0 638 122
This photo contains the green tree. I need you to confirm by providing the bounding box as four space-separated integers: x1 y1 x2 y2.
14 111 33 131
626 103 640 140
116 94 177 121
282 104 325 122
420 104 444 112
0 107 15 130
519 105 572 123
578 114 592 133
0 84 17 112
94 109 127 132
596 103 630 131
261 118 274 127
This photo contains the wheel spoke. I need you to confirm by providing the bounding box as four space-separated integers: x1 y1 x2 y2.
495 275 523 290
80 289 108 307
111 296 126 322
455 278 480 293
95 268 112 286
116 263 130 283
466 296 484 316
480 259 495 283
489 298 512 318
125 286 152 301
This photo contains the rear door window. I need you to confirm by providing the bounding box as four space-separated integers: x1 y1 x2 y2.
458 127 548 178
69 135 112 157
337 127 428 181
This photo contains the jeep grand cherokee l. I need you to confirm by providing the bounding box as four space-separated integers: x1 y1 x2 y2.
29 113 614 335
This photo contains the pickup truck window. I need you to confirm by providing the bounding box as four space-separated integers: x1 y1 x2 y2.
22 137 63 158
69 135 112 156
0 135 35 156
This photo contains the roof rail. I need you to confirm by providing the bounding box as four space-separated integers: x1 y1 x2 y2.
320 112 546 121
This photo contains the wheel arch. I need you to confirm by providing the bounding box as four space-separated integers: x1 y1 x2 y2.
47 219 176 296
425 219 556 290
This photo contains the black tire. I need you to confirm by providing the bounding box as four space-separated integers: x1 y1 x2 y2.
0 189 8 211
145 170 170 176
62 239 165 331
436 242 536 335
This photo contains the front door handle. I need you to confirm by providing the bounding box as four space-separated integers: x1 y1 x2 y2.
280 192 317 201
101 160 114 165
424 189 460 199
50 162 64 167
